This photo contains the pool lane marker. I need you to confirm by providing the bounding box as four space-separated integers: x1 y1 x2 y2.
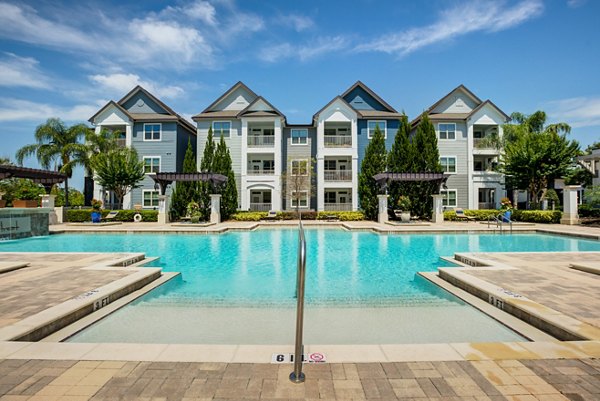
271 352 327 363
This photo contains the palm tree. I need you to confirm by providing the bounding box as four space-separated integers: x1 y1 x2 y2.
15 118 89 207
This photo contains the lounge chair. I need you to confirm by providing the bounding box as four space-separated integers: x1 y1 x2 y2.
101 211 119 221
263 210 278 221
454 208 475 221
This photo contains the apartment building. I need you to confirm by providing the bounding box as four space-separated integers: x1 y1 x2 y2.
411 85 510 210
88 86 197 209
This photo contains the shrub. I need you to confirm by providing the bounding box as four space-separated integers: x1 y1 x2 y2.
278 211 317 220
230 211 268 221
66 209 158 222
511 210 561 224
577 204 600 218
443 209 499 221
316 211 365 221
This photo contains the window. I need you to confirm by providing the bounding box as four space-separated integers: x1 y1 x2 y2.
291 159 308 176
324 160 336 170
263 160 274 171
144 124 161 141
291 129 308 145
441 190 457 207
368 120 387 139
438 123 456 140
440 156 456 173
291 191 308 208
143 190 160 208
143 157 160 174
212 121 231 138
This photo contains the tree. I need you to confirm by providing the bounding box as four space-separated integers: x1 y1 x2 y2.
387 114 414 207
15 118 89 207
213 134 238 219
501 111 580 207
584 185 600 206
408 113 442 218
90 148 145 209
0 178 45 206
358 124 387 220
170 139 198 220
282 158 316 214
50 187 85 207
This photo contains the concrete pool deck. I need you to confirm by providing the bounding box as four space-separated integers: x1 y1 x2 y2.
0 222 599 399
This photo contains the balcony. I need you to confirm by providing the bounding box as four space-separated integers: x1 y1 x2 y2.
247 169 275 176
247 135 275 147
323 203 352 211
249 203 271 212
324 170 352 181
324 135 352 148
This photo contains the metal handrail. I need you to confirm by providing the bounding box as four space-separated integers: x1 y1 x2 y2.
487 212 513 233
290 218 307 383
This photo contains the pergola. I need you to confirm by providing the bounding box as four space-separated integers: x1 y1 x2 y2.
373 172 449 192
0 164 67 193
150 172 228 195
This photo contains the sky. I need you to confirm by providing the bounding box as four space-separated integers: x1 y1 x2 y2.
0 0 599 189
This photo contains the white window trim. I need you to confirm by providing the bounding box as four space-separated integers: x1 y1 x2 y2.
290 190 309 209
441 189 458 208
440 155 457 174
291 159 309 176
212 121 232 138
142 189 160 209
143 156 161 175
143 123 162 142
367 120 387 139
438 123 456 141
290 128 308 146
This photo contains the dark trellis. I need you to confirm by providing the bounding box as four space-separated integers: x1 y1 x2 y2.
150 172 228 195
0 164 67 193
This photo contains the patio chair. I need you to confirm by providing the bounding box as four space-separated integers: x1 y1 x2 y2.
454 208 475 221
263 210 278 221
101 211 119 222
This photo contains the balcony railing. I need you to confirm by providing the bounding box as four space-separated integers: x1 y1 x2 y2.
324 135 352 148
323 202 352 211
249 203 272 212
248 135 275 147
324 170 352 181
116 138 126 148
247 169 275 175
473 138 498 150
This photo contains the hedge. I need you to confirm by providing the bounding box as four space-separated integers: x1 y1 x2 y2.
229 210 365 221
511 210 561 224
66 209 158 222
579 204 600 218
443 209 499 221
230 211 268 221
316 211 365 221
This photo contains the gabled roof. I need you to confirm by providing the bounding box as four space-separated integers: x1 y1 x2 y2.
410 84 484 126
467 99 510 121
88 100 133 124
341 80 398 113
237 96 285 118
89 86 196 135
198 81 259 114
312 96 356 122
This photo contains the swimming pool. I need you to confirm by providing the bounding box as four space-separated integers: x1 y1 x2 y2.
2 230 599 343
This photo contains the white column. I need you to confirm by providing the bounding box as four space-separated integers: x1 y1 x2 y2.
351 157 359 211
377 195 388 224
432 194 445 224
317 157 325 211
40 195 58 225
560 185 581 225
273 118 282 211
210 194 222 224
158 194 170 224
240 119 249 210
125 124 132 147
466 121 474 209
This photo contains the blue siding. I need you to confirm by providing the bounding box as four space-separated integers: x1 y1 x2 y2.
122 92 168 114
357 119 399 172
130 121 178 207
343 87 387 111
176 125 197 172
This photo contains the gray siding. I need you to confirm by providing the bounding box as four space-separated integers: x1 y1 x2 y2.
444 174 469 208
176 125 196 172
122 92 168 114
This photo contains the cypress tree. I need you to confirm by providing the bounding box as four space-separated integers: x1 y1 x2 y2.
358 125 387 220
169 139 198 220
387 114 413 208
200 126 215 172
410 113 442 218
198 127 215 220
213 134 238 219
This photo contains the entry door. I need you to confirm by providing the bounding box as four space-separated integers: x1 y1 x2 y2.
252 193 261 203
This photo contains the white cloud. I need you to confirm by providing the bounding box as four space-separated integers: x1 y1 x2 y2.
184 0 217 24
279 14 314 32
546 97 600 128
259 36 350 63
89 73 185 100
567 0 587 8
0 98 100 122
355 0 544 55
0 53 51 89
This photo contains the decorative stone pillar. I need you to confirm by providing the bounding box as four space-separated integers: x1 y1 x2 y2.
377 195 388 224
40 194 58 225
210 194 222 224
158 195 170 224
432 194 445 224
560 185 581 225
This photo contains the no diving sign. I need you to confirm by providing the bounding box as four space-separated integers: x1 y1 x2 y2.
271 352 326 363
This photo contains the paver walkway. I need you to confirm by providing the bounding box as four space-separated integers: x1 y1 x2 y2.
0 253 139 329
0 358 599 400
462 252 600 330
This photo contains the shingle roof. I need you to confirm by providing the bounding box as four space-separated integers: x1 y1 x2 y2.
357 110 404 119
128 113 179 121
192 110 240 120
197 81 258 115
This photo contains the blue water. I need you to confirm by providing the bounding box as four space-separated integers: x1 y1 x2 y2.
1 229 599 307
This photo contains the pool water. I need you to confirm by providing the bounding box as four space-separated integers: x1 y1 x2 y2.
2 230 598 344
